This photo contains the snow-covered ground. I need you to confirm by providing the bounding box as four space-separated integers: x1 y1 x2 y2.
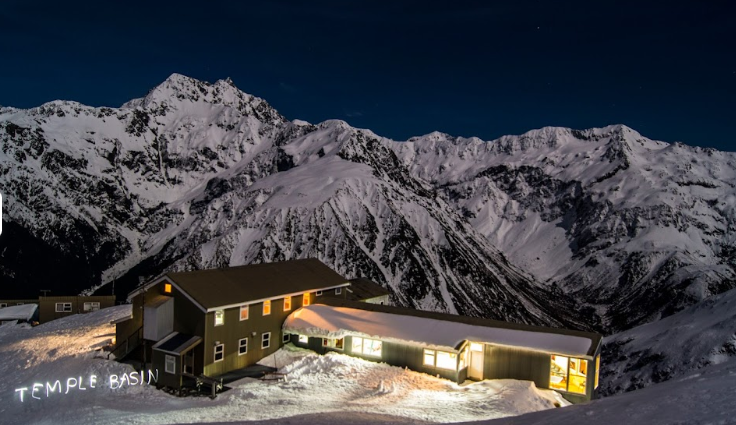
0 306 567 424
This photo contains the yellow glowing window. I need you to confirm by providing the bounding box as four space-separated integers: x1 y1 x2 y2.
303 293 310 306
164 283 172 294
240 305 249 321
595 355 600 389
550 355 588 394
263 300 271 316
283 296 292 311
436 351 457 370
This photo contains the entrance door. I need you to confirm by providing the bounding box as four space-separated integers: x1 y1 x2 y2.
468 342 484 380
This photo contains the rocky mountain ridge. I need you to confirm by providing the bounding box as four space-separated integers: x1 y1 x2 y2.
1 73 734 333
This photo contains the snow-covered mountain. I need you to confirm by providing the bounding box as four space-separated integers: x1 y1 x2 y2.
1 74 734 333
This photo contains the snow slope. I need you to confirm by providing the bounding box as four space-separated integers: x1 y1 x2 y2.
599 285 736 396
0 307 568 424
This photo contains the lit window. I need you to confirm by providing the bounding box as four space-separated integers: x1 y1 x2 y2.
303 293 310 306
263 300 271 316
283 296 291 311
165 355 176 374
335 288 342 295
436 351 457 370
550 355 588 394
83 302 100 312
239 338 248 355
459 346 468 370
352 337 363 353
214 310 224 326
262 332 271 349
55 302 72 313
240 305 249 321
164 283 172 294
361 338 382 357
283 333 291 343
214 344 224 362
298 335 308 344
423 349 436 366
322 338 344 350
316 290 323 296
470 342 483 352
595 355 600 389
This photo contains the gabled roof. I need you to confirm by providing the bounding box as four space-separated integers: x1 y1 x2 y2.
346 278 391 301
133 259 349 311
285 299 601 358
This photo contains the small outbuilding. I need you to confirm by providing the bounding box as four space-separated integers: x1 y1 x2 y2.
284 299 602 403
0 303 38 325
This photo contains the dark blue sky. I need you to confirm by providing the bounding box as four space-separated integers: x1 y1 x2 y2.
1 0 734 150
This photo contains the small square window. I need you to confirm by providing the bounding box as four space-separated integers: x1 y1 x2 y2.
335 288 342 295
263 300 271 316
239 338 248 355
283 296 291 311
303 293 310 306
165 355 176 374
83 302 100 312
240 305 249 321
164 283 172 294
262 332 271 349
283 333 291 343
214 344 224 362
214 310 224 326
55 302 72 313
298 335 308 344
316 290 323 296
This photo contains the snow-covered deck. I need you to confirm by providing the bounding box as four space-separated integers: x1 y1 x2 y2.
284 304 593 357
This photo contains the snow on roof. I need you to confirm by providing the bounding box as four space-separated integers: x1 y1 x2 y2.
0 304 37 322
284 304 593 357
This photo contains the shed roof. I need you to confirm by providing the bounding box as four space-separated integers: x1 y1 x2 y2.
152 332 202 355
158 259 349 311
346 278 391 301
0 304 38 321
284 299 601 358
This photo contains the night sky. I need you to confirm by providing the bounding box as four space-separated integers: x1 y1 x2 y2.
1 0 734 150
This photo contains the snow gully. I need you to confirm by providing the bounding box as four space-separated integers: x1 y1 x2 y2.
14 370 159 402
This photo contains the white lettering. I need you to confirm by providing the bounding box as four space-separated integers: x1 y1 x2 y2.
119 373 130 388
148 369 159 384
109 374 120 390
46 380 61 397
78 376 87 390
89 375 97 389
65 377 78 394
31 383 43 400
15 387 28 402
129 371 139 386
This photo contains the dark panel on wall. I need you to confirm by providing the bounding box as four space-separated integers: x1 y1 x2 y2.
484 345 550 390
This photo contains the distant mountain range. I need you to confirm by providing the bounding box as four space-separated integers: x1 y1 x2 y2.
1 73 734 334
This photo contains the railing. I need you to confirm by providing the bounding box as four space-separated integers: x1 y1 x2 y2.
108 326 143 360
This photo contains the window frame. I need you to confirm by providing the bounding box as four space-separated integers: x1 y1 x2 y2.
238 337 248 355
83 302 100 312
262 332 271 349
214 310 225 326
303 293 310 306
423 349 436 366
214 344 224 362
263 300 271 316
283 296 291 311
165 354 176 374
164 283 172 294
283 333 291 343
298 335 308 344
322 338 345 350
335 288 342 295
316 290 323 296
240 305 249 321
55 302 72 313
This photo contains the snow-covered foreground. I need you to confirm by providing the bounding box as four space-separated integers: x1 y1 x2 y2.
0 306 567 424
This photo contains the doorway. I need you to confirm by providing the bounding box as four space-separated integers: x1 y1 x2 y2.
468 342 484 380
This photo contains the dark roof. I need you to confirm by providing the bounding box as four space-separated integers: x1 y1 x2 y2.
315 298 602 357
166 258 348 310
346 278 391 301
152 332 202 355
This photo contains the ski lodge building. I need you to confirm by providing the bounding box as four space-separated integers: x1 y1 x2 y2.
113 258 601 403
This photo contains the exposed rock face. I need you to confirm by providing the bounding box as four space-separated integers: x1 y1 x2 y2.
1 74 734 333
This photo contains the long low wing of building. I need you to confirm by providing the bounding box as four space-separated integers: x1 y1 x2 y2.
284 299 602 403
